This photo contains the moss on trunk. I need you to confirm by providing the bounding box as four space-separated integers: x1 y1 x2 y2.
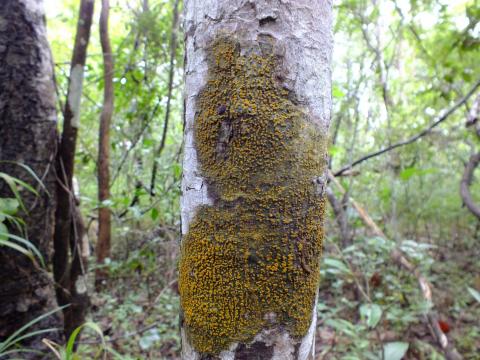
179 37 327 355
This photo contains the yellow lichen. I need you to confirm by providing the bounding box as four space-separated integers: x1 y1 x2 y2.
179 37 327 355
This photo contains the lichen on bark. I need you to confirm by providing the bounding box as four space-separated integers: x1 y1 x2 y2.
179 37 327 355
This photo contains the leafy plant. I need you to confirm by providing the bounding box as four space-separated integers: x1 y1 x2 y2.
0 306 64 359
0 168 45 266
318 235 438 357
43 322 106 360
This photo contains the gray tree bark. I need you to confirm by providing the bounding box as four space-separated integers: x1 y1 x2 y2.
0 0 63 356
180 1 333 359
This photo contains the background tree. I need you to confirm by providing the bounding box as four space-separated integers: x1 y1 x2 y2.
53 0 95 339
0 0 63 354
179 0 333 358
96 0 114 288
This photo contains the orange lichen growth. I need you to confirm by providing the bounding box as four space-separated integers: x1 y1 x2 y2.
179 37 327 355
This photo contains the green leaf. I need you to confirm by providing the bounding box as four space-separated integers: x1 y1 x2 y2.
65 322 105 360
0 232 45 267
172 163 182 178
0 161 47 195
323 257 351 274
0 306 66 353
9 328 59 347
0 198 19 215
151 208 159 221
332 85 345 99
467 287 480 303
399 167 437 181
0 223 8 237
0 212 25 231
0 173 27 213
0 238 35 263
329 145 342 157
383 342 409 360
325 318 357 337
360 303 382 328
399 167 418 181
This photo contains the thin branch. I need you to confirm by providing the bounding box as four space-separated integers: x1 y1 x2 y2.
149 0 180 195
110 93 163 185
334 78 480 177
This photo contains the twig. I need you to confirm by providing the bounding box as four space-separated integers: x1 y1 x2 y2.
334 79 480 177
80 322 160 345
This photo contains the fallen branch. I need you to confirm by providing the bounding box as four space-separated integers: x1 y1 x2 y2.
327 170 463 360
334 79 480 177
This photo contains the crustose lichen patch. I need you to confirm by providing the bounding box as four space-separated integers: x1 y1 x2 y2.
179 36 327 355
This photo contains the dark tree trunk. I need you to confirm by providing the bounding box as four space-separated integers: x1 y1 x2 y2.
0 0 63 356
53 0 94 340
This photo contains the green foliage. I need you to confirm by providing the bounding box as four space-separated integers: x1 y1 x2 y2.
0 306 64 358
0 168 45 267
318 235 443 357
43 321 106 360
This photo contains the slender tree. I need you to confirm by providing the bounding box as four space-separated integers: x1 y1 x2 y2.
0 0 63 354
179 1 333 358
96 0 114 287
53 0 95 339
149 0 180 195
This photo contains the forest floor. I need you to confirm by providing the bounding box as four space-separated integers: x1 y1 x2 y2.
77 224 480 360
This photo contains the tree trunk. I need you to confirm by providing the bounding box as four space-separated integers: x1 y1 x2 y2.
53 0 94 339
96 0 114 288
179 1 333 359
0 0 63 355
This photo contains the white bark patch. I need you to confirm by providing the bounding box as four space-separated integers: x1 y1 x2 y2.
298 293 319 359
81 233 91 258
20 0 45 17
75 275 88 294
253 328 296 360
181 327 199 360
68 64 85 128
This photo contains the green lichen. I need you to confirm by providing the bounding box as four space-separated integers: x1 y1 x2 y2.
179 36 327 355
